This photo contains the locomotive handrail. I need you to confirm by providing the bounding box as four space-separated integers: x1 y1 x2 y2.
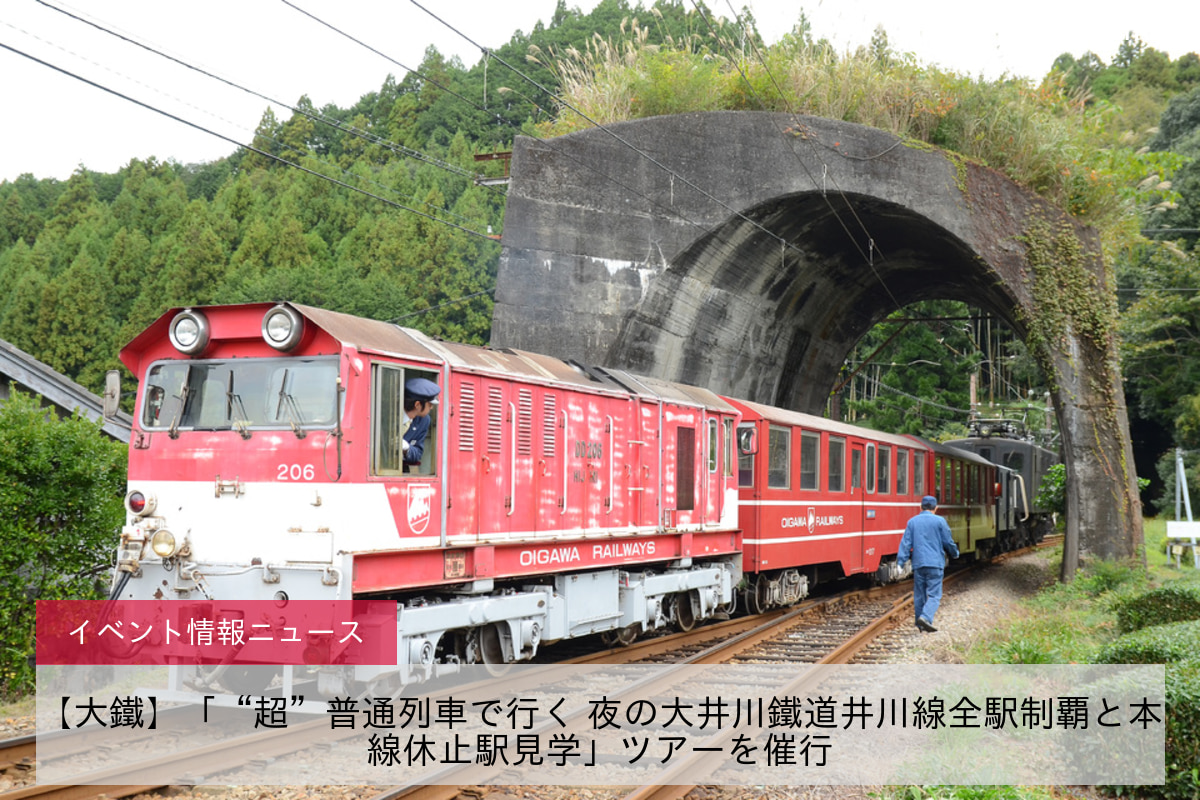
508 401 516 517
1014 473 1031 522
560 408 568 515
606 414 614 514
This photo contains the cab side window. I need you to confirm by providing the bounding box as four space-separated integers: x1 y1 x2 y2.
371 364 439 477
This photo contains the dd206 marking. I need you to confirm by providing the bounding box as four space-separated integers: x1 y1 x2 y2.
277 463 316 481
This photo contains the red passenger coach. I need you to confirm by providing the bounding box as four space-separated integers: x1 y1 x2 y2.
115 303 743 680
729 399 926 610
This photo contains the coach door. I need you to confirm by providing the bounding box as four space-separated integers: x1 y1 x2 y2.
847 442 866 573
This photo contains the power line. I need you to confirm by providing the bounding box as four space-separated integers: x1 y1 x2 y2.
0 40 499 244
693 0 904 313
405 0 838 272
35 0 493 190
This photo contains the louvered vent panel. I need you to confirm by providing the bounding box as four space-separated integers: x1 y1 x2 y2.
517 389 533 455
487 386 504 454
542 394 557 454
458 382 475 451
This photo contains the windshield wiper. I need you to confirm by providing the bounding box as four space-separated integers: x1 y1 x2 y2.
168 365 194 440
226 371 252 440
275 369 307 439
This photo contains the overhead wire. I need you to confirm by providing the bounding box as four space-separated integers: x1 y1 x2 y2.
30 0 507 226
0 39 499 244
3 16 484 230
704 0 905 313
276 0 824 274
401 0 842 270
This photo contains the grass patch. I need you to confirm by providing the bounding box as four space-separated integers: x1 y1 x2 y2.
963 523 1200 665
0 694 34 720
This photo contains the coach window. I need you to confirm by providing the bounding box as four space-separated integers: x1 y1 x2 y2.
896 448 909 495
827 437 846 492
737 423 755 487
708 419 719 473
865 443 876 493
878 445 891 494
768 425 791 489
914 451 925 496
800 431 820 491
934 456 943 499
724 419 734 478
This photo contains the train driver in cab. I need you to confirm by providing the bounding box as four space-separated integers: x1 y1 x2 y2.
402 377 440 473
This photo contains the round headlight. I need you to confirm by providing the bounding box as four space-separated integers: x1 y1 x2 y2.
150 529 178 558
125 490 157 517
262 305 304 352
169 310 210 355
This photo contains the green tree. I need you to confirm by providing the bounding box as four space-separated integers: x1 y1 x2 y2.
38 249 116 392
0 388 127 697
1114 32 1146 69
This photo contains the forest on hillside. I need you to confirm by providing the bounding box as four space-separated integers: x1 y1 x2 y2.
2 0 1200 508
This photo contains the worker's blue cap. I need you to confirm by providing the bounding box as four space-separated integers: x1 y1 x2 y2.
921 495 938 509
405 377 441 401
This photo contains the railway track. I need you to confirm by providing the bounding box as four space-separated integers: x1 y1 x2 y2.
0 537 1060 800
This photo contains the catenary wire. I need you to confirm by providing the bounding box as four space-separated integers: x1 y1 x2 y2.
404 0 844 269
3 14 492 231
705 0 905 313
33 0 498 192
0 40 499 244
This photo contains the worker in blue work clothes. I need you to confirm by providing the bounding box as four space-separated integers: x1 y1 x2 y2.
401 377 441 473
897 495 960 632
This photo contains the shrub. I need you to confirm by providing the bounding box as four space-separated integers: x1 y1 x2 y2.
1105 659 1200 800
1092 619 1200 665
1113 582 1200 633
0 388 127 698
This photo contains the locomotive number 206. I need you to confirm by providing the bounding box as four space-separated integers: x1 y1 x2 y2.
277 463 316 481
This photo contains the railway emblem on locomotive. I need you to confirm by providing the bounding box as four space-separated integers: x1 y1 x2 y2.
808 507 816 531
408 485 435 534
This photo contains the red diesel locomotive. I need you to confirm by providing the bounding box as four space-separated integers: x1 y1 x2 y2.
111 302 1002 687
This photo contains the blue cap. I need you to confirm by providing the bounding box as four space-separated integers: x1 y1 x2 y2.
405 377 441 401
921 495 938 509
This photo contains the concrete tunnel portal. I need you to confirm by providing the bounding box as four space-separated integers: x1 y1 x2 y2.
491 111 1142 567
605 190 1020 414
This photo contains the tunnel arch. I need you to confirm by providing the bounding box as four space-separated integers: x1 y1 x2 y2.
606 190 1028 413
492 111 1141 567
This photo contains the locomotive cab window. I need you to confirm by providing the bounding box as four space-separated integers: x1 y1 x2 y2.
371 364 440 477
141 357 338 433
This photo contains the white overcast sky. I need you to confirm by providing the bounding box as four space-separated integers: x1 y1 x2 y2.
1 0 1196 183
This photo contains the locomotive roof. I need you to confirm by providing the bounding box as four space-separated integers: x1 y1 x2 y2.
729 397 918 449
943 436 1059 459
297 305 736 411
125 303 736 413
